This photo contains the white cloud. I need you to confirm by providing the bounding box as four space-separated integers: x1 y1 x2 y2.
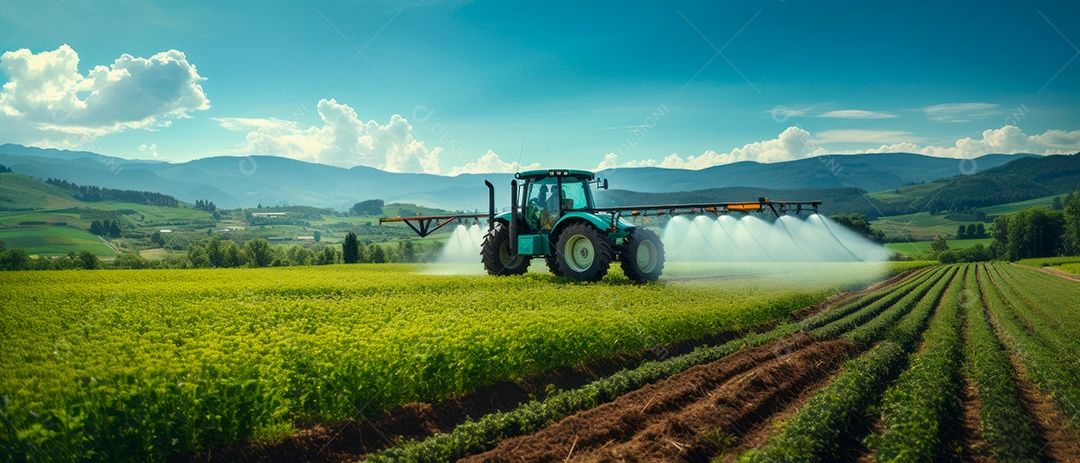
858 125 1080 158
597 125 1080 170
601 126 828 170
595 152 619 171
918 102 998 122
0 44 208 147
447 150 540 176
138 143 159 159
816 130 923 144
818 109 898 119
217 98 443 174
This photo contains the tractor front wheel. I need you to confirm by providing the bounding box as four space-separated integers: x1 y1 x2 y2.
620 228 665 283
481 222 530 276
555 223 613 281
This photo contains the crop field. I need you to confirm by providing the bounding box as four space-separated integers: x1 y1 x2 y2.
0 226 117 257
0 262 921 462
3 261 1076 462
361 263 1079 463
884 237 992 256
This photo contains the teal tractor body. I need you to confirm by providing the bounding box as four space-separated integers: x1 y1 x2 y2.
482 169 665 282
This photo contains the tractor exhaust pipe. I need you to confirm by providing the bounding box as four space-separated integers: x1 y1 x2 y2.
510 179 518 255
485 180 495 232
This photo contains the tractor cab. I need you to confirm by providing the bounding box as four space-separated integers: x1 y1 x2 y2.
516 169 597 233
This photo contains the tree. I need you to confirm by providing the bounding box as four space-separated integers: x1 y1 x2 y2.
1052 196 1064 211
956 225 967 239
990 215 1010 258
89 220 104 236
343 232 360 263
966 224 978 239
244 238 273 267
931 235 950 254
976 223 986 239
369 244 387 263
150 231 164 246
222 240 245 267
318 246 338 265
187 246 210 268
205 236 225 267
350 199 385 216
399 241 416 263
313 231 321 243
1064 193 1080 254
829 213 886 243
108 220 122 238
1005 207 1066 260
77 251 100 270
0 248 30 270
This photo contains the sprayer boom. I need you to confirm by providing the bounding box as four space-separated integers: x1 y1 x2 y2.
374 168 825 282
585 198 821 218
379 213 487 238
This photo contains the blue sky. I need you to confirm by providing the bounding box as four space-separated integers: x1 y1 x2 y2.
1 0 1079 174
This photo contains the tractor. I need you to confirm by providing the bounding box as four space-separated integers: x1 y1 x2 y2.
481 169 661 282
380 168 822 283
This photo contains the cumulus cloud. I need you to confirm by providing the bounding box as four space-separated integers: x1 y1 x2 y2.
447 150 540 176
217 98 443 173
138 143 160 159
850 126 1080 158
818 109 898 119
918 102 998 122
597 125 1080 170
0 44 209 147
599 126 827 170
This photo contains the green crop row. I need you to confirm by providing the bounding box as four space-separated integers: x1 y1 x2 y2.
841 266 956 348
964 264 1041 462
738 341 908 463
739 266 961 463
978 264 1080 424
809 266 948 341
798 267 934 332
871 265 967 462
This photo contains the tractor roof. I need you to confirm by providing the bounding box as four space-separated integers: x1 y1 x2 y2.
514 169 595 181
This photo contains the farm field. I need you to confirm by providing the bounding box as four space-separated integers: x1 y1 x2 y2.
0 226 117 257
363 263 1080 463
884 237 991 256
0 262 918 462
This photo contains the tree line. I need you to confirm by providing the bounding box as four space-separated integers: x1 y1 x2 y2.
989 191 1080 260
46 178 180 207
0 235 444 271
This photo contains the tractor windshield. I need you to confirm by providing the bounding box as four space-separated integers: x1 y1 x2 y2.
525 177 559 231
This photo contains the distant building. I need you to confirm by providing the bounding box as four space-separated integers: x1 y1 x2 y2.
252 212 287 218
296 236 314 241
159 229 173 233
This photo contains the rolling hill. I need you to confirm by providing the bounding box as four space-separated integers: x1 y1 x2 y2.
0 144 1030 211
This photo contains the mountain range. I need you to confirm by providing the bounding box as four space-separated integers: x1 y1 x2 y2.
0 144 1039 211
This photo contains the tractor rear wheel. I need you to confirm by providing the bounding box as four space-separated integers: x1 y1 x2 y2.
481 222 530 276
620 228 665 283
555 222 613 281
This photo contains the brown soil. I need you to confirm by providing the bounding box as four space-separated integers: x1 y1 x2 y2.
461 333 855 463
957 375 995 463
711 370 838 463
1009 355 1080 462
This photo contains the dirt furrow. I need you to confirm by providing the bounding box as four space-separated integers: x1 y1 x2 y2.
462 333 854 463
